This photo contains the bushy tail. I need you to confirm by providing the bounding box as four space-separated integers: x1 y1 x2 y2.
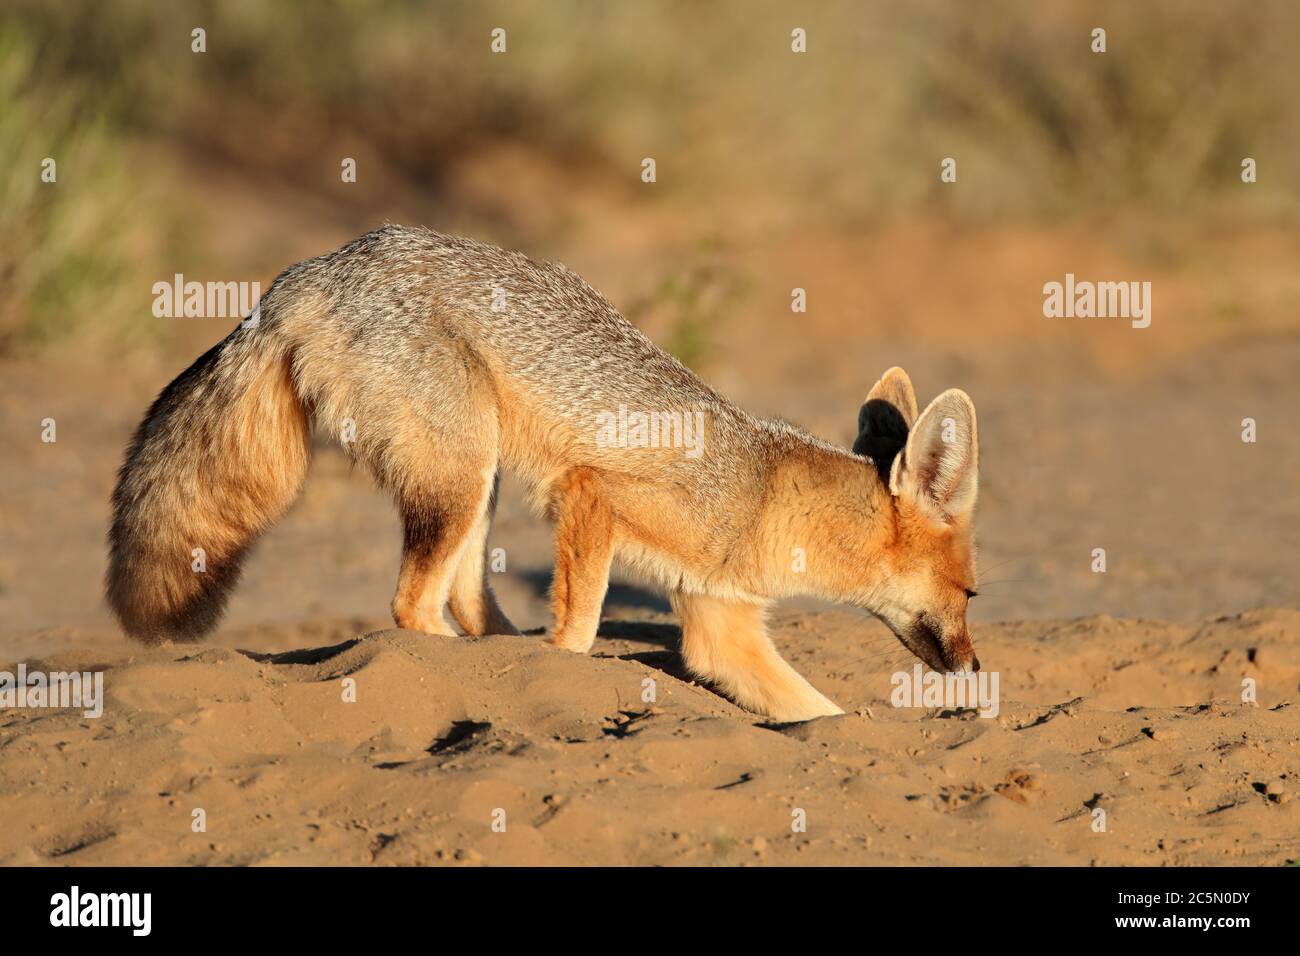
107 328 312 644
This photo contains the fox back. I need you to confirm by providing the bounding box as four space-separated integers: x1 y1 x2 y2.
107 225 982 723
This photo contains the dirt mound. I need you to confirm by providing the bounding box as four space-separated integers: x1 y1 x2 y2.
2 609 1295 866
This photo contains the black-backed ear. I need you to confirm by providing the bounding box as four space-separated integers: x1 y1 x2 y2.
864 367 918 426
853 367 918 482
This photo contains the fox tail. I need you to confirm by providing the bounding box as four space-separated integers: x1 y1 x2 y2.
106 320 312 644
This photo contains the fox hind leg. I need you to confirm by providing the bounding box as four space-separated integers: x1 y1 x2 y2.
672 592 843 722
391 483 489 637
448 474 521 636
387 420 498 637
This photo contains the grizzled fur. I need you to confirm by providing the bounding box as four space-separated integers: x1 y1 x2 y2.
108 225 982 721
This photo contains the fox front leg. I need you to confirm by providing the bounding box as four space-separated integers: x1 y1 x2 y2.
549 469 614 653
672 592 844 722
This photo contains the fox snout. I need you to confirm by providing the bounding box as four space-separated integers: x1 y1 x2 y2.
937 617 976 670
907 617 979 673
938 622 980 673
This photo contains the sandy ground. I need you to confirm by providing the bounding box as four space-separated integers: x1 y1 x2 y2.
2 608 1297 866
2 150 1298 866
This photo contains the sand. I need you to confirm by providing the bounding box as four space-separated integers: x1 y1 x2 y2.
2 606 1296 866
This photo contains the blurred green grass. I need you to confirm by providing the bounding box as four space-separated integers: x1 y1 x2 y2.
0 28 158 353
3 0 1297 353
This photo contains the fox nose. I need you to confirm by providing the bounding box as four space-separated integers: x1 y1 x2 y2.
971 656 981 672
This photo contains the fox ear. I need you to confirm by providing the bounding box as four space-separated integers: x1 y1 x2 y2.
889 388 978 523
853 367 917 481
863 367 917 427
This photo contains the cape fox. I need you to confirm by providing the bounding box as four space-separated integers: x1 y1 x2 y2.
108 225 981 722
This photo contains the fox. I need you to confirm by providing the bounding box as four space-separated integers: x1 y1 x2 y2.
107 225 981 722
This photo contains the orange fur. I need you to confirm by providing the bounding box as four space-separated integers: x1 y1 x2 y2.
107 227 981 722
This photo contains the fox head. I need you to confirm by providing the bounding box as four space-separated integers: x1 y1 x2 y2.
853 367 980 674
